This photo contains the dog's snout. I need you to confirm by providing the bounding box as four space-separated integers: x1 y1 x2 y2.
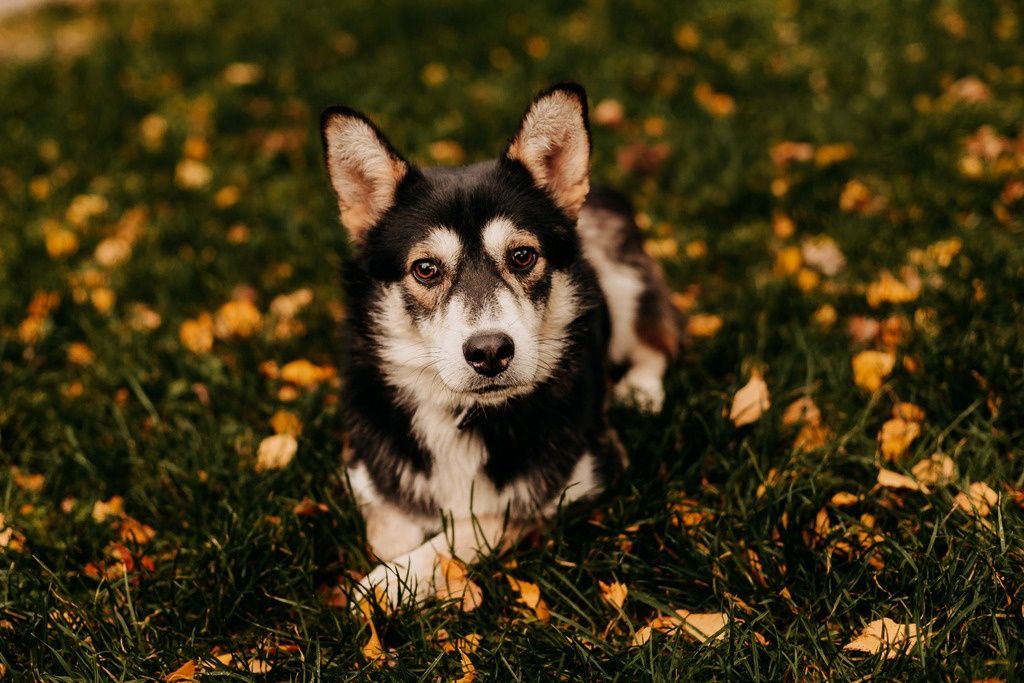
463 332 515 377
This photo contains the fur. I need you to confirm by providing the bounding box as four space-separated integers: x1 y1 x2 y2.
320 83 677 606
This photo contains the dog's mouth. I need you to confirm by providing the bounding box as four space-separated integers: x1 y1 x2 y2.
473 384 510 394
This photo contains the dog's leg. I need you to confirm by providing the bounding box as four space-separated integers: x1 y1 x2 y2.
613 342 668 412
355 515 518 608
363 503 431 562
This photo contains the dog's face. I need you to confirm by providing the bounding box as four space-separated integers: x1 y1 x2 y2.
321 85 592 408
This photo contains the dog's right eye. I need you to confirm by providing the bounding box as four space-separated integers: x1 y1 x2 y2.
411 259 442 284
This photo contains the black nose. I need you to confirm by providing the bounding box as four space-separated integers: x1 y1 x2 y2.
462 332 515 377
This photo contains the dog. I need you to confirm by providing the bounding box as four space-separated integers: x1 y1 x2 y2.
320 83 678 607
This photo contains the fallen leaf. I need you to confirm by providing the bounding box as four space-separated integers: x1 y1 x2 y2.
843 618 922 659
279 359 335 388
247 658 272 674
877 468 929 494
91 495 125 523
851 350 895 393
782 397 821 427
179 314 214 354
214 299 263 338
892 402 925 422
801 236 846 276
830 492 861 507
794 422 832 451
867 270 920 307
730 370 770 427
592 98 625 128
269 410 302 436
437 556 484 613
911 453 957 485
165 660 196 682
598 580 628 609
687 313 723 338
878 418 920 461
953 482 999 517
255 434 298 472
454 647 476 683
506 576 550 622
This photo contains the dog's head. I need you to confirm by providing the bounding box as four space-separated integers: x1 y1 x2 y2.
321 84 592 408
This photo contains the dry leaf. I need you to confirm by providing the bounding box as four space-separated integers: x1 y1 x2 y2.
794 422 832 451
255 434 298 472
801 236 846 276
437 556 483 612
247 658 272 674
878 418 920 461
877 468 929 494
165 660 197 682
598 580 628 609
269 410 302 436
851 350 895 393
506 576 550 622
830 492 861 507
781 397 821 427
953 482 999 517
214 299 263 338
91 495 125 523
179 314 214 354
454 647 476 683
687 313 723 338
893 402 925 422
843 618 922 658
730 370 770 427
279 359 335 388
911 453 957 485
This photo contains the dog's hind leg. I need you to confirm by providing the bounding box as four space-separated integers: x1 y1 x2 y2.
577 188 678 412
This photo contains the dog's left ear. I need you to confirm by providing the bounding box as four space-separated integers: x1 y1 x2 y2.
321 107 409 242
504 83 591 221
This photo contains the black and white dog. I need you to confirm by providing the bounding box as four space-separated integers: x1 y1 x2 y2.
320 83 678 605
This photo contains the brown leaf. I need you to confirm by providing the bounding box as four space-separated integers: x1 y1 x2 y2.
729 370 770 427
843 618 922 658
598 580 628 609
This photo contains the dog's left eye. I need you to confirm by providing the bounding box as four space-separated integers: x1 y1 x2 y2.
411 259 442 284
508 247 538 272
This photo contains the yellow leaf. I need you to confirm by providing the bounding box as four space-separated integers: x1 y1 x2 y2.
877 468 929 494
67 342 95 366
729 370 770 427
454 647 476 683
598 580 628 609
953 481 999 517
179 314 215 354
592 98 625 128
830 492 861 507
255 434 298 472
269 410 303 436
843 618 922 658
280 359 335 388
851 350 895 393
911 453 957 485
794 422 832 452
781 397 821 427
506 576 550 622
45 227 79 259
437 556 484 613
866 270 920 307
878 418 920 461
247 658 272 674
214 299 263 338
91 495 124 523
687 313 723 339
165 660 196 682
675 610 731 643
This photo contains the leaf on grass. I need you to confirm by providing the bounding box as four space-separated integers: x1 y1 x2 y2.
686 313 723 339
830 492 861 507
781 397 821 427
911 453 957 485
269 410 302 436
877 468 929 494
279 359 336 388
953 482 999 517
506 576 550 622
892 402 925 422
91 495 124 523
633 610 731 646
598 580 628 609
179 314 214 354
730 370 770 426
165 660 196 682
436 556 483 613
214 299 263 339
454 647 476 683
801 236 846 276
255 434 297 472
843 618 922 658
247 658 272 674
878 418 920 462
851 350 895 392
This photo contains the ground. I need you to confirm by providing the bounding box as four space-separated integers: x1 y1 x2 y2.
1 0 1023 679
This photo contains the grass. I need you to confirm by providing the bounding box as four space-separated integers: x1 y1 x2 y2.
1 0 1023 679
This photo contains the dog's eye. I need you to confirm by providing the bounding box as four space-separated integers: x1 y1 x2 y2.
411 259 442 284
508 247 538 272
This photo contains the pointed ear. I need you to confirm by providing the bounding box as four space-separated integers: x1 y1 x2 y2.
504 83 591 220
320 107 409 241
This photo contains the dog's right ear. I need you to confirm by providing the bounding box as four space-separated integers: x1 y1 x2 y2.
321 107 409 242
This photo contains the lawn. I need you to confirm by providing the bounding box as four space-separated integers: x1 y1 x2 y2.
1 0 1023 679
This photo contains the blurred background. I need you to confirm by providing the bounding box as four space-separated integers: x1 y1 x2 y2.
1 0 1022 677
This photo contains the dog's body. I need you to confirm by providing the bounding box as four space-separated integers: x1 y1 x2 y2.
321 84 677 605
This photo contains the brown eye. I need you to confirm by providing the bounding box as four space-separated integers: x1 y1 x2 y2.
411 259 441 284
508 247 537 272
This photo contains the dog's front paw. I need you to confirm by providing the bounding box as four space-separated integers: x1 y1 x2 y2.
353 549 439 611
614 369 665 413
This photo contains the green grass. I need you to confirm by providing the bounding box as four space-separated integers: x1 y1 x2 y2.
1 0 1023 679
